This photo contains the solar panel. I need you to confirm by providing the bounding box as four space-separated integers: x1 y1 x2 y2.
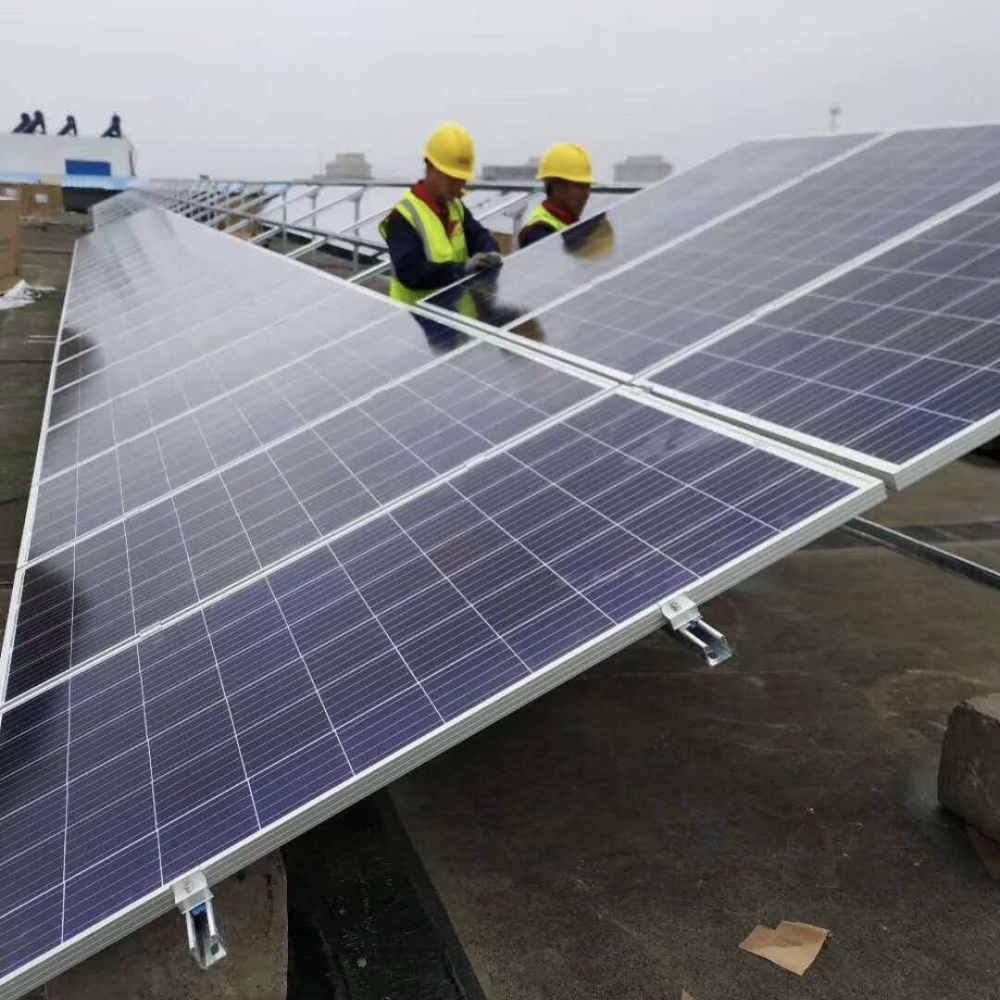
89 192 149 229
640 186 1000 488
0 390 882 999
51 210 392 420
423 133 876 326
9 345 606 699
475 125 1000 379
29 212 488 561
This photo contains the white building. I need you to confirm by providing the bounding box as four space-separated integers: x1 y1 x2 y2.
613 155 673 185
0 134 138 190
321 153 373 181
480 158 539 183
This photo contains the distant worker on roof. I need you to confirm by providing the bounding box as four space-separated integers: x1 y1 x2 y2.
24 110 46 135
518 143 594 248
11 112 32 134
102 114 123 138
379 122 502 306
57 115 78 136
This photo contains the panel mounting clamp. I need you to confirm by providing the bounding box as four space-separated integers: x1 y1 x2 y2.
172 870 227 969
660 595 732 666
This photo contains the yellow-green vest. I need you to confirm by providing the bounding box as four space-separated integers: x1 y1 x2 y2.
379 191 469 305
524 203 569 233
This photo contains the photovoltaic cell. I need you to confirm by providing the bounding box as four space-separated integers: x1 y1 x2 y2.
502 126 1000 377
425 133 874 326
0 392 879 996
645 189 1000 483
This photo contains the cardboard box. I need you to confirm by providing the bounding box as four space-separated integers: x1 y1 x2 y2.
20 183 63 216
0 198 22 281
491 230 514 256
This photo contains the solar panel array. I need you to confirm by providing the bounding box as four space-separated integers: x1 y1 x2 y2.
12 350 603 698
9 124 1000 998
425 133 875 324
10 225 622 710
643 187 1000 486
486 126 1000 376
0 389 879 992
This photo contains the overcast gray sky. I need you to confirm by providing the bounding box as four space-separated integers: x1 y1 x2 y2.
5 0 1000 180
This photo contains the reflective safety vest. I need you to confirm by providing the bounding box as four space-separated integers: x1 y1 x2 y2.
379 191 469 306
524 203 570 234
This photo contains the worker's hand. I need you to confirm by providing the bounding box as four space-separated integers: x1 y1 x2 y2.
464 252 503 274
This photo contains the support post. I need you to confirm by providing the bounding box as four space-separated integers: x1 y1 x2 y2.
351 190 363 273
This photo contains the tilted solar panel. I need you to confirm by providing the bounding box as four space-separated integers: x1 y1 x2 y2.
640 184 1000 488
51 210 392 423
9 343 607 700
27 210 484 564
424 133 875 326
0 391 882 998
482 125 1000 379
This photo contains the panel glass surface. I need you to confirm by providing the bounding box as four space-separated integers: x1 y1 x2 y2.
34 308 472 551
90 192 149 229
506 125 1000 376
30 314 590 562
0 392 876 996
647 191 1000 470
12 346 602 695
425 133 874 326
51 209 392 422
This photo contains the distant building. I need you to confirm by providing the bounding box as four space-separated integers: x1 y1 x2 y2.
480 158 539 183
0 133 138 211
321 152 373 181
613 155 673 185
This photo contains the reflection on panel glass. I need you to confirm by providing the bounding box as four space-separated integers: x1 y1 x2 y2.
31 309 486 561
427 133 873 326
505 125 1000 378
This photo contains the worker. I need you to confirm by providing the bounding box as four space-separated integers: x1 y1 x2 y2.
102 114 123 138
11 112 31 134
379 122 502 306
24 110 46 135
57 115 78 136
518 143 594 248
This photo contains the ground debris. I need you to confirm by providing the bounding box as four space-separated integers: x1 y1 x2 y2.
739 920 830 976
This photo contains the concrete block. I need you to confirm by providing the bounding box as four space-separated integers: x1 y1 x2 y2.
45 852 287 1000
939 694 1000 841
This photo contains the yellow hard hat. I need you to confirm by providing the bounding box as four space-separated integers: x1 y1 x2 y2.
424 122 476 181
537 143 594 184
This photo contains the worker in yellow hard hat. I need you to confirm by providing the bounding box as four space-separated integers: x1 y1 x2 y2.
517 143 594 249
379 122 502 306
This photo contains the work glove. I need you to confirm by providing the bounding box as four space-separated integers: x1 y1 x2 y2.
464 251 503 274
